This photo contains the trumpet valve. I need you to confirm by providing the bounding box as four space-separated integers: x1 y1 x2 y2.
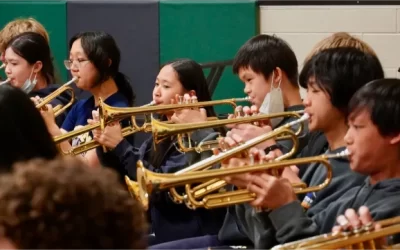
234 106 244 117
191 96 198 103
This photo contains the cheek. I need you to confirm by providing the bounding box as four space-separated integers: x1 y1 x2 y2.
77 67 98 89
12 67 29 87
253 81 269 102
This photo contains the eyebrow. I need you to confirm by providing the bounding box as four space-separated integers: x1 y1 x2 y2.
5 58 18 62
156 78 171 84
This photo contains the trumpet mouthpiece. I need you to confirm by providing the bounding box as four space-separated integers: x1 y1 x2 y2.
301 113 310 121
340 149 350 157
0 78 10 85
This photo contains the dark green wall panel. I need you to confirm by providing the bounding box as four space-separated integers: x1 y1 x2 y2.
159 0 257 114
0 0 68 82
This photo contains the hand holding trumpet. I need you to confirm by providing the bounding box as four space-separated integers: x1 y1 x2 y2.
89 110 124 150
223 105 276 151
220 147 301 210
170 93 208 124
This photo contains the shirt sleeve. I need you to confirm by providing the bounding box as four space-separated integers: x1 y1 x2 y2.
61 103 78 131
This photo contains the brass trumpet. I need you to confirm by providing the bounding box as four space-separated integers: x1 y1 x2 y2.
54 97 248 146
152 110 304 153
135 149 348 210
54 101 156 155
272 216 400 250
167 113 308 206
36 77 77 117
127 114 309 210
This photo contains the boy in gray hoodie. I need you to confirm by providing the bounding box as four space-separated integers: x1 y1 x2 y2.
269 78 400 248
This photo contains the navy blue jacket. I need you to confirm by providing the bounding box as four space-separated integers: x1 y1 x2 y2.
97 129 226 244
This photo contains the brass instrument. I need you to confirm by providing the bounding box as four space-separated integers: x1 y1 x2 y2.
54 97 248 145
0 78 10 85
126 114 309 210
54 101 156 155
36 77 77 117
167 113 307 206
135 149 348 210
272 216 400 250
151 110 304 153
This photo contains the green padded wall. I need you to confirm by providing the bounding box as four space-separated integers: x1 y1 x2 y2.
159 0 257 114
0 0 67 82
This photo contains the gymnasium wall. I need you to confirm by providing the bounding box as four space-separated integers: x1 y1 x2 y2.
1 0 399 115
0 0 257 114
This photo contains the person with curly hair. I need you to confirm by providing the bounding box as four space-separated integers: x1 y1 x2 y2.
0 156 148 249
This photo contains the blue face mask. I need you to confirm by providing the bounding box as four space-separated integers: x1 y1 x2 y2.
21 68 37 94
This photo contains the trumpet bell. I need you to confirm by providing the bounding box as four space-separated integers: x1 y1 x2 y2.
125 176 140 200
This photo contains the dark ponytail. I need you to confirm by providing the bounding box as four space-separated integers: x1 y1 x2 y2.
114 72 135 106
70 31 136 106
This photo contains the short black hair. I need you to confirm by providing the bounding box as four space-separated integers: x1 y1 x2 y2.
349 78 400 136
232 34 299 87
300 47 384 116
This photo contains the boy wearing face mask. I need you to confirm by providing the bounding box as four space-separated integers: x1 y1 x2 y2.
223 34 308 155
149 34 308 250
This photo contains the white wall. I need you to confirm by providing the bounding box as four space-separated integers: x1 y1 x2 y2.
260 5 400 96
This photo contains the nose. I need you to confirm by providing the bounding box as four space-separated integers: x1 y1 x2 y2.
243 83 251 95
70 65 79 73
153 85 161 98
4 64 11 75
303 95 311 107
344 129 353 146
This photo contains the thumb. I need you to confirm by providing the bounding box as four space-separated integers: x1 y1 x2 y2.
290 165 299 175
199 108 207 118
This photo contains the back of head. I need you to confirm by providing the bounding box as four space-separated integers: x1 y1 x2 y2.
232 34 299 87
6 31 55 84
349 78 400 137
0 157 147 249
300 47 384 116
304 32 377 64
0 17 49 53
69 31 135 106
167 58 216 117
0 85 58 170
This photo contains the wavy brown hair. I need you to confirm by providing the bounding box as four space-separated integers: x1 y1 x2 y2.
0 157 148 249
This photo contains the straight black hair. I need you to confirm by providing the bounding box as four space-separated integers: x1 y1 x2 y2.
233 34 299 87
348 78 400 137
69 31 135 106
6 32 56 85
300 47 384 117
149 59 221 170
0 84 59 171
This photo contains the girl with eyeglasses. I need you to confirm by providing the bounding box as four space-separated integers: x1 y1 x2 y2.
41 31 135 167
